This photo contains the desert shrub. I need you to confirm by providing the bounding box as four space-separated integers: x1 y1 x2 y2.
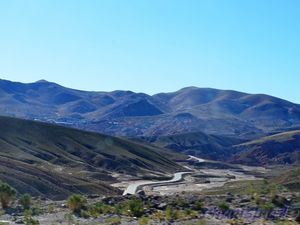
138 216 150 225
184 208 192 216
259 202 275 218
28 205 42 216
275 220 298 225
218 202 230 212
19 194 32 210
128 198 144 217
259 202 275 211
64 213 74 225
165 206 179 221
196 220 207 225
24 217 39 225
0 182 16 209
175 198 189 208
67 194 87 213
227 218 245 225
80 209 90 218
151 211 165 221
86 203 102 218
182 220 207 225
192 200 203 210
24 209 40 225
86 202 116 217
47 204 55 213
105 217 121 225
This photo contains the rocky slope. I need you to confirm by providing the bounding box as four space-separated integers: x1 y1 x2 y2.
0 116 184 199
138 132 243 160
231 130 300 165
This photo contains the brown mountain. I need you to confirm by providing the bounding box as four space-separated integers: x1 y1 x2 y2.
0 79 299 139
231 130 300 165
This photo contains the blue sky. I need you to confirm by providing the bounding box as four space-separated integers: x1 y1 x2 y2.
0 0 299 103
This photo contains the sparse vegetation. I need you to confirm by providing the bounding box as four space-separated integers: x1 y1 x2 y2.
105 217 121 225
24 209 40 225
19 194 32 210
128 198 145 218
218 201 230 212
67 194 87 213
165 206 179 221
0 182 16 209
138 216 150 225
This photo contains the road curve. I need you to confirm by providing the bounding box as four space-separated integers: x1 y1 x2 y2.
123 172 191 195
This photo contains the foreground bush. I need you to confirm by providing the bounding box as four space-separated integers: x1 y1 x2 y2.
0 182 16 209
67 194 87 213
19 194 32 210
128 198 144 217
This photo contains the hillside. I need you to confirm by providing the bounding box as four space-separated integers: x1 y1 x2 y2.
231 130 300 165
0 116 184 199
139 132 243 160
271 166 300 191
0 79 300 138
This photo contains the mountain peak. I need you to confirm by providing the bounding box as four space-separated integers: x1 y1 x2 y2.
35 79 50 83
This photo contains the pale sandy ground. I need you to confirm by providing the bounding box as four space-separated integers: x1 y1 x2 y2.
113 156 267 196
0 157 272 224
146 168 261 195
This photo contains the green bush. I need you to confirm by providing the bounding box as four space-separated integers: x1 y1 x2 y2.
218 202 230 212
165 206 179 221
138 216 150 225
67 194 87 213
0 182 16 209
259 202 275 211
19 194 32 210
24 217 39 225
128 198 144 217
64 213 74 225
24 209 40 225
193 200 203 210
80 210 90 218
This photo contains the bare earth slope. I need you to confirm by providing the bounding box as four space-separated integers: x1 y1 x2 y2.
0 116 183 199
138 131 243 160
231 130 300 165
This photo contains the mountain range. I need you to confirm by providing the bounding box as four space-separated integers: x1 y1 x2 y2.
1 79 300 140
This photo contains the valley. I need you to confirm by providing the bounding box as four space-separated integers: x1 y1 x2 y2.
0 80 299 224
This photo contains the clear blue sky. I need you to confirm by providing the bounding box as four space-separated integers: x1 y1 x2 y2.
0 0 299 103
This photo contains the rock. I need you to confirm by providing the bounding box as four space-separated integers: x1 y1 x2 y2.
61 203 67 208
271 195 289 207
157 203 168 210
240 198 251 203
15 219 24 224
87 194 101 199
226 197 234 203
295 211 300 222
136 190 146 196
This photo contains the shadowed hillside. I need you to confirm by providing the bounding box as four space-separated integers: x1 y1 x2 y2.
0 116 184 199
139 132 243 160
231 130 300 165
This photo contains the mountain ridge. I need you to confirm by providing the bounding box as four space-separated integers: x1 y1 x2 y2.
0 79 299 139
